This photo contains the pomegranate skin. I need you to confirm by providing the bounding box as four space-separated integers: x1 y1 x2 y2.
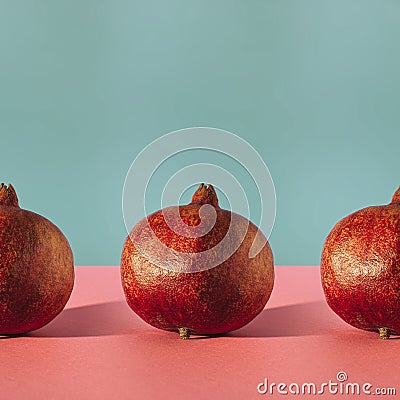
321 187 400 339
0 184 74 335
121 184 274 338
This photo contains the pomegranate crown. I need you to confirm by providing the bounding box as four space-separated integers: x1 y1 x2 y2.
0 183 19 207
191 183 219 208
392 186 400 204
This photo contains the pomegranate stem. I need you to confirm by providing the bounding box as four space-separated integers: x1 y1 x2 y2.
179 327 191 340
379 327 390 340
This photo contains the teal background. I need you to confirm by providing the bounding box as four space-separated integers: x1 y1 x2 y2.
1 1 399 266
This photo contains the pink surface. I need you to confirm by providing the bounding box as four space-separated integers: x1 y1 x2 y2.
1 266 399 400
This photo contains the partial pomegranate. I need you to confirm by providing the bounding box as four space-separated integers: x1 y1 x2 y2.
121 183 274 339
321 187 400 339
0 183 74 335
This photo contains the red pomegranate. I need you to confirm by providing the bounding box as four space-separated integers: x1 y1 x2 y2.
121 183 274 339
0 183 74 335
321 187 400 339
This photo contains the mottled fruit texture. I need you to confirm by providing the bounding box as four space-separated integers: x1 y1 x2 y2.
121 184 274 339
0 184 74 334
321 187 400 339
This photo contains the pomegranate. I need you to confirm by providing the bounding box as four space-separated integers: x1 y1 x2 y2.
121 183 274 339
321 187 400 339
0 183 74 335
